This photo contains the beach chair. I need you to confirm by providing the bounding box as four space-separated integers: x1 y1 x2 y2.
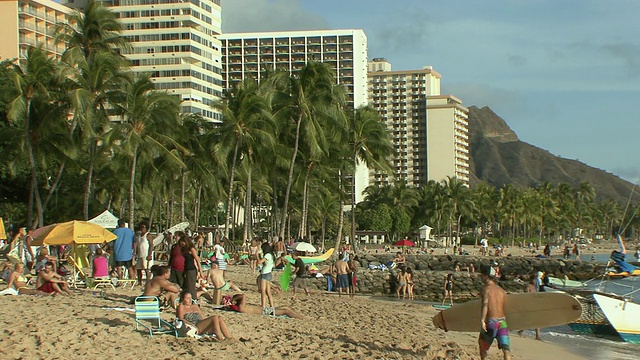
66 256 87 288
134 296 177 337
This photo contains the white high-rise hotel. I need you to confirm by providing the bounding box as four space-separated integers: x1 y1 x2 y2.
63 0 224 122
220 29 371 202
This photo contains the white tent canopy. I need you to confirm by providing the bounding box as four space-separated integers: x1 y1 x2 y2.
88 210 119 229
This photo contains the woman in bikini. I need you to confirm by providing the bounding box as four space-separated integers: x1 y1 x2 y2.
176 291 233 341
249 239 260 272
5 263 52 296
442 273 454 306
406 267 415 300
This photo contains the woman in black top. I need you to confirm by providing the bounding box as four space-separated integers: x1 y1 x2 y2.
180 235 203 301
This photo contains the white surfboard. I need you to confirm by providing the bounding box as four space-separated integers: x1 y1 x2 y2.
432 292 582 332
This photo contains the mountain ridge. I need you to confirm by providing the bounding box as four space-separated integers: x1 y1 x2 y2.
467 106 638 205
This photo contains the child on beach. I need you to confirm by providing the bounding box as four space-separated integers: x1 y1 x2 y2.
442 273 454 306
396 268 407 299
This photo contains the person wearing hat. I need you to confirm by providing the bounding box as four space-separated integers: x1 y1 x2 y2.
478 264 510 360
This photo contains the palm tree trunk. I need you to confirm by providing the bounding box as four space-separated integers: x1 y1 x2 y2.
351 156 357 254
224 141 240 239
194 184 202 230
149 195 157 231
42 162 65 211
83 141 96 220
279 115 303 241
300 163 312 239
243 168 253 244
181 169 186 222
128 147 138 229
334 170 345 258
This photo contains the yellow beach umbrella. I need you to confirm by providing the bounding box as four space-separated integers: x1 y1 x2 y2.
0 217 6 240
30 220 117 246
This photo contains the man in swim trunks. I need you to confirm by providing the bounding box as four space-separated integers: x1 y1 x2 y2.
479 265 510 360
36 262 72 296
334 255 350 299
206 260 241 305
142 265 181 309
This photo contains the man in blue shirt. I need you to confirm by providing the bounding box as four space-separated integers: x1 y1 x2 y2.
112 219 135 279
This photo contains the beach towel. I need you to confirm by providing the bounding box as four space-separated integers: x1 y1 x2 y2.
0 287 18 296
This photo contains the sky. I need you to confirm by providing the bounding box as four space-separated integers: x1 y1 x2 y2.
221 0 640 184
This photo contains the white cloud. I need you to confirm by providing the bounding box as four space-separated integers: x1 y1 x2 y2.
221 0 328 33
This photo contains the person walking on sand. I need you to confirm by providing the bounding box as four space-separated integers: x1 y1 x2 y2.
442 273 454 306
113 220 135 280
334 255 350 299
479 265 511 360
291 253 310 297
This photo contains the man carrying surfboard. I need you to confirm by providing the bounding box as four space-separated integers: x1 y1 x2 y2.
479 265 510 360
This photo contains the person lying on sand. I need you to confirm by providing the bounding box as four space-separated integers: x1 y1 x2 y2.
36 262 72 296
5 263 52 296
142 265 180 309
176 290 233 341
222 293 304 319
206 260 242 305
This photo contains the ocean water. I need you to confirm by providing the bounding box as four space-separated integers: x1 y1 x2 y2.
534 326 638 360
542 257 640 357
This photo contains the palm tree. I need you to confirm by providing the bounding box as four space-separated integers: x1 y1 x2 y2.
268 62 346 242
56 0 130 61
56 1 130 220
5 46 70 228
213 78 274 241
346 105 393 252
111 74 183 228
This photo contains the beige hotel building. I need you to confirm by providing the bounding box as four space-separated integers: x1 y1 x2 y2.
368 58 470 187
65 0 224 122
0 0 71 62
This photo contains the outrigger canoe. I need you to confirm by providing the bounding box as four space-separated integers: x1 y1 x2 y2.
284 248 334 264
606 269 640 278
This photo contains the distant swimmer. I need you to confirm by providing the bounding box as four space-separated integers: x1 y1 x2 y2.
479 265 510 360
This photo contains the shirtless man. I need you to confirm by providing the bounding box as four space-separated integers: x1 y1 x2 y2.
274 238 286 258
206 261 241 305
334 255 350 298
36 262 72 296
223 293 303 319
142 265 180 309
479 265 511 360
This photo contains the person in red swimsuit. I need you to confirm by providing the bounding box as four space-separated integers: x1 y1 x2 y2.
36 262 72 295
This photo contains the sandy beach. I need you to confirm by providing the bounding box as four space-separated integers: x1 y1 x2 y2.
0 260 588 360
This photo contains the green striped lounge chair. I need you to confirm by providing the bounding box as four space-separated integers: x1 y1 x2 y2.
134 296 177 337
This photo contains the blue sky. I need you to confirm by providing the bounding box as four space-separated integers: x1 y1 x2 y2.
221 0 640 183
